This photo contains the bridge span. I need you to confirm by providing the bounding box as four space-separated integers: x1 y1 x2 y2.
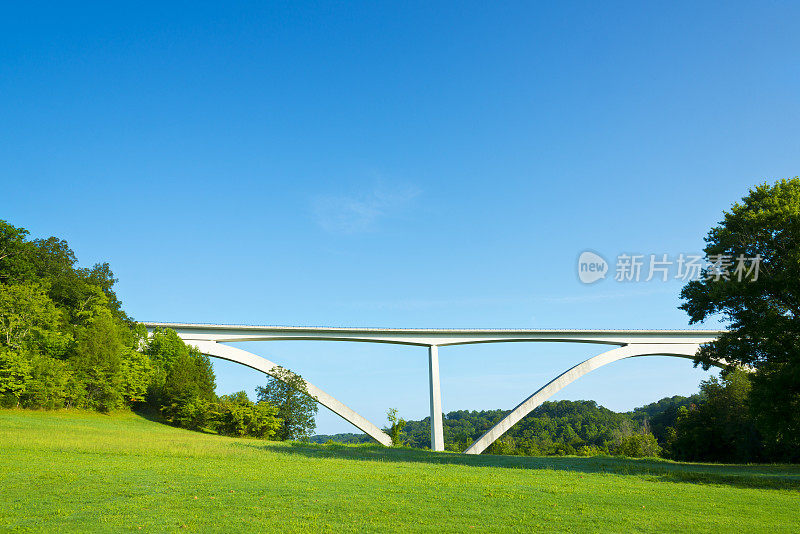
142 323 724 454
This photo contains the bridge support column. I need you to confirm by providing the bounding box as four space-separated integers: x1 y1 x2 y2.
428 345 444 452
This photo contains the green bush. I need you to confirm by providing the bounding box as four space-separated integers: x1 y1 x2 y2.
216 392 281 439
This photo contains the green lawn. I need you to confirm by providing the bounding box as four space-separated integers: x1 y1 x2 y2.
1 410 798 533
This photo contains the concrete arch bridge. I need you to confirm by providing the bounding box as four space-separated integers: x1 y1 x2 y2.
142 323 724 454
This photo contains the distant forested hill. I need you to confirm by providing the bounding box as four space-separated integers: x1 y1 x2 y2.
404 400 649 456
314 399 668 457
310 433 372 444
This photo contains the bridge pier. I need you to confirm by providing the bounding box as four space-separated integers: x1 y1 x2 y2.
428 345 444 452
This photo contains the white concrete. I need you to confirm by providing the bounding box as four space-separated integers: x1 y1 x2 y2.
428 345 444 452
143 322 724 453
143 323 723 347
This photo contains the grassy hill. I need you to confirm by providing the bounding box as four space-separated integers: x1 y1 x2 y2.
1 410 798 532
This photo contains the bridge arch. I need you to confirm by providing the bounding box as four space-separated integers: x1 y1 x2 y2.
190 340 392 446
463 343 724 455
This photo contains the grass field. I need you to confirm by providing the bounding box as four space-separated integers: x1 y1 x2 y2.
1 410 799 532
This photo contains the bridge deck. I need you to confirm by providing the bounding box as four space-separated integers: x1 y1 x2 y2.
142 322 724 347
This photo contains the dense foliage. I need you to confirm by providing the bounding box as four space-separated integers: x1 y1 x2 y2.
0 219 144 412
0 220 296 440
666 369 763 462
680 177 800 461
631 394 701 445
216 391 282 438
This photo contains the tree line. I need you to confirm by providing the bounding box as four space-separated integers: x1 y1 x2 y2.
352 366 759 461
313 366 767 463
0 220 317 440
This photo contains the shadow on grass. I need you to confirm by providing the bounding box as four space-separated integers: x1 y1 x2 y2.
130 408 221 435
240 441 800 492
131 407 169 425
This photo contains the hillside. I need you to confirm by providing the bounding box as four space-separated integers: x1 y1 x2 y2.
1 410 799 532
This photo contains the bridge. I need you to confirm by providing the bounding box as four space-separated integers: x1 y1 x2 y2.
142 323 724 454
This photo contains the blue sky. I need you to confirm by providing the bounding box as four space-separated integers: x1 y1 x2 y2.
2 2 799 434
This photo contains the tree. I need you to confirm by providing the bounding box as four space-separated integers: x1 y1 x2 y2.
680 178 800 461
385 408 406 446
610 420 661 458
0 347 31 407
170 397 217 432
0 281 71 356
119 348 154 404
20 353 73 409
83 262 127 322
668 369 762 462
256 367 318 441
71 308 124 411
0 220 34 284
632 395 701 450
159 347 216 424
145 328 216 412
216 391 282 438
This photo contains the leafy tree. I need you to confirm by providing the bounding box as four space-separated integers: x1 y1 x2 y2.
170 397 217 431
160 347 216 424
71 308 124 412
668 369 762 462
680 178 800 461
145 327 193 371
632 394 701 450
82 262 127 322
216 392 281 438
0 347 31 407
145 328 215 410
119 348 154 404
489 434 519 455
617 432 661 458
256 367 318 441
19 353 73 409
385 408 406 446
0 281 71 355
0 220 34 284
609 420 661 458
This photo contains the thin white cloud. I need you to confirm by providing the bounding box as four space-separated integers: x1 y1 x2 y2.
313 182 420 235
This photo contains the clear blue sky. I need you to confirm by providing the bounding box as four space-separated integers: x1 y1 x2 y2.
3 2 799 434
